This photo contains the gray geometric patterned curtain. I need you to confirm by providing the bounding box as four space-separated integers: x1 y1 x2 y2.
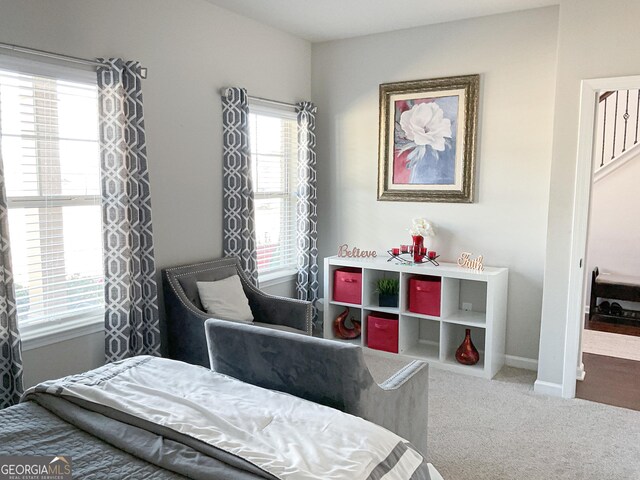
0 145 23 409
221 87 258 286
295 102 319 326
97 59 160 362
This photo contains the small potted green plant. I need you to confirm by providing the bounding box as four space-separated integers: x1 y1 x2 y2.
375 278 400 308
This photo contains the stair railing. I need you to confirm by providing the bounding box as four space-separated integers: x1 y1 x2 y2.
597 89 640 169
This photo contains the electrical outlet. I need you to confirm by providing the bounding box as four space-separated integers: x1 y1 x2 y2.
462 302 472 311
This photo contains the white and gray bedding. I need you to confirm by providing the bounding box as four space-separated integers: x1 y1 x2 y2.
2 356 436 480
0 401 189 479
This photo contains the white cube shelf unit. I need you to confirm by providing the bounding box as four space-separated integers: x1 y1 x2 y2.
323 256 509 379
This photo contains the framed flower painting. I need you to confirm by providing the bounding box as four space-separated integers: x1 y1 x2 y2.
377 75 479 202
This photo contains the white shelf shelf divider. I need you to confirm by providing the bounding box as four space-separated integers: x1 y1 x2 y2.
363 305 399 314
324 256 508 379
441 310 486 327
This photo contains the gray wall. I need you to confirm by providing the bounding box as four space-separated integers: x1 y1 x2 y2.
22 332 105 388
537 0 640 389
585 150 640 306
312 7 559 363
8 0 639 394
0 0 310 387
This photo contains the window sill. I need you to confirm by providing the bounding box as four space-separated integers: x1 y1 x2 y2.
21 314 104 352
259 269 298 288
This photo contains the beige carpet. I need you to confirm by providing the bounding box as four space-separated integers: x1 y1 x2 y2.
582 328 640 361
363 351 640 480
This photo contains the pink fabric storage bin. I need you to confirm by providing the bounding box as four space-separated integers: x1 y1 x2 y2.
333 268 362 304
409 276 441 317
367 313 399 353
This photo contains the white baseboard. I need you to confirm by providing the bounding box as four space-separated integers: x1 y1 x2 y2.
504 354 538 371
534 379 563 397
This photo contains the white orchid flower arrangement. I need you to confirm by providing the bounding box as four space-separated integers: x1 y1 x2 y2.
409 218 435 238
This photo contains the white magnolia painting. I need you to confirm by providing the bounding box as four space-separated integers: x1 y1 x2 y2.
378 75 479 203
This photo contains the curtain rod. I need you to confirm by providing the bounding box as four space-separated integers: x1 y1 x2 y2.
221 89 297 109
0 42 148 78
248 95 297 109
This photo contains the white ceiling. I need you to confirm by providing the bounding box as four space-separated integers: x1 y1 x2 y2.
204 0 559 42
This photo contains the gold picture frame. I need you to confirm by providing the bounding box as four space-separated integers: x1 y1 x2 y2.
377 74 479 203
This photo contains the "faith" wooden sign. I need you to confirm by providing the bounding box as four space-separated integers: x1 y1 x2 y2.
457 252 484 271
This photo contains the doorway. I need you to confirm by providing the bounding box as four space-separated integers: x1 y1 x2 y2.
565 76 640 406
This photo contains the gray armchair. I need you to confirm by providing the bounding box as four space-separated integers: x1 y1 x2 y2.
163 257 312 367
205 318 429 455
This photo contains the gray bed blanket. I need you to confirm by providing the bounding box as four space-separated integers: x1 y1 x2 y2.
3 356 431 480
0 402 189 479
0 397 273 479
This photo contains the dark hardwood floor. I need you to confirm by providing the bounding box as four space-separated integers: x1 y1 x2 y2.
579 313 640 410
576 353 640 411
585 317 640 337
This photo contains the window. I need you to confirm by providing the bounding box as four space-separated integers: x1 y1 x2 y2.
248 103 298 279
0 59 104 339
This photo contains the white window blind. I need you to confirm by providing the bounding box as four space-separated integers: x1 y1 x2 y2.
0 64 105 333
248 104 298 277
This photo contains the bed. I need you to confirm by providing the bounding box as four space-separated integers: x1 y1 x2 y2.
0 356 443 480
589 267 640 325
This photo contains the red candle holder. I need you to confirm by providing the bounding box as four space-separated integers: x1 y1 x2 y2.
387 244 439 267
412 235 425 263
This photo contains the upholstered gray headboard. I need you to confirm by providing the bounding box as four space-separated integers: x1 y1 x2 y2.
205 318 429 456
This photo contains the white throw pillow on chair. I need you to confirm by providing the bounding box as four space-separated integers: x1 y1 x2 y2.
196 275 254 323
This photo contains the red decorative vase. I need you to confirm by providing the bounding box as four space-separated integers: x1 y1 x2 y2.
412 235 425 263
333 307 361 339
455 329 480 365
